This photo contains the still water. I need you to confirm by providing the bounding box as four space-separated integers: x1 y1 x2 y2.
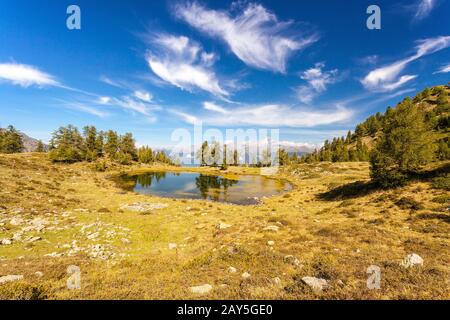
115 171 292 205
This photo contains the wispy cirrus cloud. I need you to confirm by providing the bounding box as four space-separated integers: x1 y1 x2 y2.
174 101 353 127
145 33 228 98
361 36 450 92
133 90 153 102
434 63 450 74
0 62 60 88
175 2 318 73
413 0 436 21
296 63 339 103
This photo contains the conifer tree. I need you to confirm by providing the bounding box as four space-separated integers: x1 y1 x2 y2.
370 100 436 187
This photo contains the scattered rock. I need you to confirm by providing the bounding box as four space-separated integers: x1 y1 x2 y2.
0 239 12 245
35 271 44 278
228 266 237 273
283 255 301 267
168 243 177 250
218 222 232 230
263 225 279 232
0 275 23 284
44 252 64 258
25 236 41 243
10 217 24 226
400 253 424 268
190 284 213 294
267 241 275 246
120 202 168 212
87 232 100 240
301 276 329 293
272 277 282 287
242 272 251 279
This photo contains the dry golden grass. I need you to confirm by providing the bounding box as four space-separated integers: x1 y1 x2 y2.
0 153 449 299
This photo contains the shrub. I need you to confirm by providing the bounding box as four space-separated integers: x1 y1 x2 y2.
432 174 450 191
115 152 132 165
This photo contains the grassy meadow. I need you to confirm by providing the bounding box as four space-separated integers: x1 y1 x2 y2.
0 152 448 299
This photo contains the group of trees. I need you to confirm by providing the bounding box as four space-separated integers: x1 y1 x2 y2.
197 141 239 168
0 125 24 154
48 125 173 165
298 85 450 187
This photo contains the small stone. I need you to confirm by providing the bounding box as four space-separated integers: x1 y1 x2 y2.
190 284 213 294
10 217 24 226
87 232 99 240
1 239 12 245
0 275 23 284
26 236 42 243
272 277 282 287
283 255 301 267
241 272 251 279
35 271 44 278
263 225 279 232
400 253 424 268
228 266 237 273
218 222 232 230
267 241 275 246
121 238 131 244
168 243 177 250
301 276 328 293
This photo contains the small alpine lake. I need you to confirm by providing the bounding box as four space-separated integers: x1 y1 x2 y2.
114 171 293 205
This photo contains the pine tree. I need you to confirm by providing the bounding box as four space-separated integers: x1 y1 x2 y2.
83 126 98 161
104 130 119 159
233 149 239 166
370 100 436 187
138 146 154 164
35 140 45 152
48 125 84 162
0 125 24 153
119 133 137 160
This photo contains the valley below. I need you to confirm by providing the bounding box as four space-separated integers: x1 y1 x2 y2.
0 153 449 299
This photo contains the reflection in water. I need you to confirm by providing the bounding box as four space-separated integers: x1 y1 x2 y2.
115 171 291 205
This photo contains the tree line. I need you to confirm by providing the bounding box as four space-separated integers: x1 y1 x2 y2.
48 125 173 165
0 124 173 166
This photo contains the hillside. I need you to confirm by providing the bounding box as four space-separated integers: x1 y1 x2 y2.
301 85 450 163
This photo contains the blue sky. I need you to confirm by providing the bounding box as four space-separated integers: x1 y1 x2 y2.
0 0 449 150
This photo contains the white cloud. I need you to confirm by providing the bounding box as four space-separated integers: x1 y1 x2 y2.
146 34 228 97
174 102 352 127
60 101 109 118
111 96 160 117
0 62 60 87
296 63 339 103
169 109 199 125
203 101 228 114
414 0 436 21
133 90 153 102
98 96 111 105
362 36 450 92
175 2 318 73
434 63 450 74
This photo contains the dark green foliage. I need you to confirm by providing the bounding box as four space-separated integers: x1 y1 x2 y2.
432 174 450 191
35 140 45 153
104 130 119 159
370 99 436 187
48 125 148 166
138 146 154 164
48 125 84 162
0 125 24 153
395 197 424 211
